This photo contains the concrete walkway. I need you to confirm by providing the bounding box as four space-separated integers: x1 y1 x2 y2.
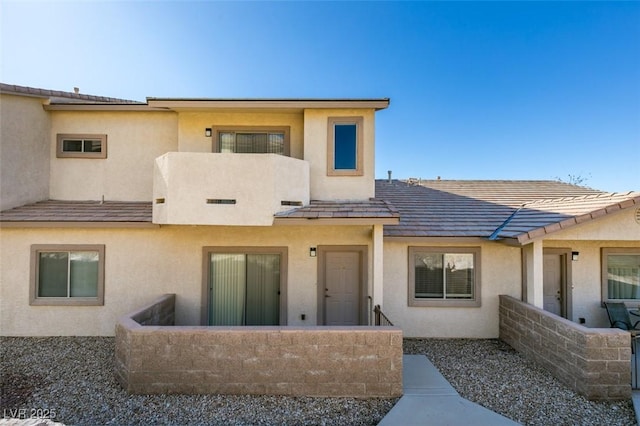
378 355 518 426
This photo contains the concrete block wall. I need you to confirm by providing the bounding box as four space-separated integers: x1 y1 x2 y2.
116 294 403 398
499 295 631 400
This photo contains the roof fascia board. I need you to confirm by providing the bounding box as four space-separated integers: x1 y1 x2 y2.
0 221 158 229
146 99 390 111
508 196 640 245
383 236 489 244
0 90 50 99
273 217 399 226
44 104 168 112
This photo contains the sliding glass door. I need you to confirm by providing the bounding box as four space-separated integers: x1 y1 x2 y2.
208 252 281 326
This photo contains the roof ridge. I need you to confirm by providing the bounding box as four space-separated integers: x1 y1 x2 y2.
524 191 640 206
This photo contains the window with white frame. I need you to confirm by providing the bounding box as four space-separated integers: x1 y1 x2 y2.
212 127 290 156
602 248 640 304
408 247 481 307
30 245 105 306
56 134 107 158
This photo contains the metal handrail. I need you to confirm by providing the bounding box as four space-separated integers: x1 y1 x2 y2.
373 304 394 326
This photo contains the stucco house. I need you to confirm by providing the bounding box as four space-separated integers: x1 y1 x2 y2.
1 83 639 339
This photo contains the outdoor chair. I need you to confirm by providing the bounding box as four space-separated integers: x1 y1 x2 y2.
604 301 640 334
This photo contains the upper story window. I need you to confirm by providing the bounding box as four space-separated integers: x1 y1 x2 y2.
327 117 363 176
56 134 107 159
408 246 481 307
30 244 105 306
213 126 290 156
602 248 640 305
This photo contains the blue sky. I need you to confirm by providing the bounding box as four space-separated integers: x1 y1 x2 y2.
2 1 639 192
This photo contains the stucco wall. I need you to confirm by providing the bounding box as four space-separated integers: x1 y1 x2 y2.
540 209 640 327
0 94 50 210
303 109 375 201
175 111 304 159
382 240 522 338
153 152 309 225
49 111 178 201
0 225 374 336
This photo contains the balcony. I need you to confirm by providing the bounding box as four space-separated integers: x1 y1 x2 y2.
153 152 309 226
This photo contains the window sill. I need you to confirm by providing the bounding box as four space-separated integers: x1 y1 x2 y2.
30 297 104 306
409 298 481 308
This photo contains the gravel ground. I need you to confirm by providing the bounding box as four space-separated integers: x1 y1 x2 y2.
0 337 395 426
1 337 637 425
405 338 637 425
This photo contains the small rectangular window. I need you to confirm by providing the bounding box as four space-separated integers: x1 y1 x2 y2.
57 134 107 158
602 248 640 305
327 117 363 176
30 245 105 306
409 247 481 307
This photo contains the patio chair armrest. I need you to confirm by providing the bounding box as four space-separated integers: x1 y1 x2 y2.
630 310 640 317
612 320 630 330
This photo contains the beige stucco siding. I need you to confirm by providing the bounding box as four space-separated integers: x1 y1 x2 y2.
0 225 373 336
175 111 304 158
382 240 522 338
541 208 640 241
0 94 50 210
303 109 375 201
49 111 178 201
542 239 640 328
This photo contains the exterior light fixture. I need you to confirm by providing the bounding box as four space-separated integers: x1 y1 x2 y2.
205 128 212 137
572 251 580 261
309 247 317 257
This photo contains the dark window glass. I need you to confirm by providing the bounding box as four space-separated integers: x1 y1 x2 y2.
62 140 83 152
334 124 357 170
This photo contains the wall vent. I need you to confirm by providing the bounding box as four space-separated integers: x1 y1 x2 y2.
155 198 165 204
207 199 236 205
281 200 303 207
635 208 640 225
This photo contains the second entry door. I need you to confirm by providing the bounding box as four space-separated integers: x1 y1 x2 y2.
320 248 364 325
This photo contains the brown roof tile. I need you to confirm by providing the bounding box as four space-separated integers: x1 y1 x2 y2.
0 200 152 223
274 199 399 221
375 180 640 243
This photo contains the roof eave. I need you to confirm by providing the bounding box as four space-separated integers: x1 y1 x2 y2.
273 217 399 226
0 221 158 229
44 104 167 112
146 98 390 111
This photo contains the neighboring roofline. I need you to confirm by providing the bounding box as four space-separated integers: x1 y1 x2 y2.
504 193 640 245
0 221 158 229
146 98 390 111
3 81 390 112
43 104 171 112
0 82 142 104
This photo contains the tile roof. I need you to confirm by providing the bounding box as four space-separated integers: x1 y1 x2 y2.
274 199 400 222
376 180 640 243
0 83 143 104
500 192 640 244
0 200 152 224
403 179 603 206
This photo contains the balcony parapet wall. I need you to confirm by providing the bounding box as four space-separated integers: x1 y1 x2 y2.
153 152 310 226
116 294 403 397
499 295 631 400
